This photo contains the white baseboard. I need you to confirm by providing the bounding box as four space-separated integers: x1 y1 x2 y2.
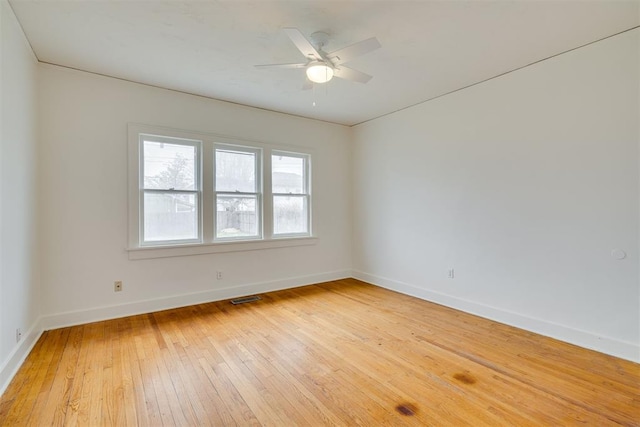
3 268 635 399
352 270 640 363
41 269 351 331
0 269 350 397
0 318 44 396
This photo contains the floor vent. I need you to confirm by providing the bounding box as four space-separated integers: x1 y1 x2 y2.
230 295 262 305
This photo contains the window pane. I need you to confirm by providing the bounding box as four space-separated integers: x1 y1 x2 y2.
143 140 197 190
216 149 256 192
216 195 258 238
273 196 308 235
272 154 305 194
144 192 198 242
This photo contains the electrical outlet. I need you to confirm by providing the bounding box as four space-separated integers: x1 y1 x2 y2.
447 269 455 279
217 271 223 280
16 328 22 343
114 281 123 292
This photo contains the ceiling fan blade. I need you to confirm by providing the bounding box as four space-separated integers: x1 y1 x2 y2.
254 62 307 69
283 27 323 60
327 37 381 65
333 66 373 84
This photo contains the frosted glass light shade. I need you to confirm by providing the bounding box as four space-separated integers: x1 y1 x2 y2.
306 63 334 83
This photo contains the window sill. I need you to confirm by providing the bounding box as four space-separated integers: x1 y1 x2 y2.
127 237 318 260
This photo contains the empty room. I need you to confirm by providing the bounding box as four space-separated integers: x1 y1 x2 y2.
1 0 638 425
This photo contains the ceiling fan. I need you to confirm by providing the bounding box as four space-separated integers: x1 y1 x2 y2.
255 28 381 85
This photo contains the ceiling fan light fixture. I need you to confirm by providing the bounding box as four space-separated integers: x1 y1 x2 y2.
306 62 334 83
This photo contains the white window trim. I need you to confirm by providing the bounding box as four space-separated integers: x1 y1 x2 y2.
127 237 318 260
272 150 312 238
214 144 263 242
139 135 203 246
127 123 316 260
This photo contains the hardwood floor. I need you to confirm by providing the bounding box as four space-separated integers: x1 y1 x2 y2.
1 278 638 426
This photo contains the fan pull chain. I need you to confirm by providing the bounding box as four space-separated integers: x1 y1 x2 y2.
312 83 316 107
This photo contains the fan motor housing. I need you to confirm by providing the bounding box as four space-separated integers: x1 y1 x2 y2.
309 31 330 50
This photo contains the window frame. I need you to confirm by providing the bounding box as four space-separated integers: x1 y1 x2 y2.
127 123 316 260
213 144 263 242
138 134 203 247
271 150 311 238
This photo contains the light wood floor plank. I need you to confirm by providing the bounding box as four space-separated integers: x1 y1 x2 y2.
292 283 617 424
0 329 59 425
1 279 638 426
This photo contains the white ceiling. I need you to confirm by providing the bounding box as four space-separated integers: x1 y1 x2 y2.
8 0 639 126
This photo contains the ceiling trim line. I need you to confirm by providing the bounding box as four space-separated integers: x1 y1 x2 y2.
352 25 640 127
6 0 39 63
36 61 351 128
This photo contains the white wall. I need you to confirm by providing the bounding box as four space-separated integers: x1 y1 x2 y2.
0 0 40 391
37 64 352 326
352 29 640 361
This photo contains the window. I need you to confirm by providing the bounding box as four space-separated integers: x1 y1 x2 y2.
140 135 201 245
214 145 261 240
128 124 315 258
272 152 310 236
